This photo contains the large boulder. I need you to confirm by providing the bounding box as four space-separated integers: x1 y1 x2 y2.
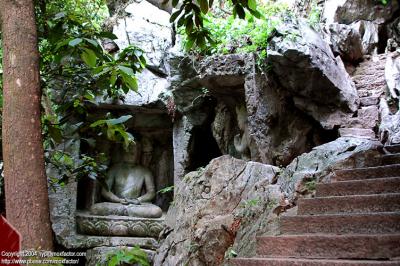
385 51 400 100
278 137 382 203
267 19 359 129
155 138 382 265
154 156 281 266
387 17 400 52
322 0 399 25
323 23 363 62
351 20 379 55
380 99 400 145
111 0 173 107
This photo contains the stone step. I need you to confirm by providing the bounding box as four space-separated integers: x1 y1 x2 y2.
298 193 400 215
338 128 376 139
229 258 400 266
384 145 400 154
316 177 400 197
256 234 400 259
280 212 400 235
333 164 400 181
360 96 379 106
382 154 400 165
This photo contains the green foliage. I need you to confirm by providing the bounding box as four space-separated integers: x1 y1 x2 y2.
157 185 174 194
178 0 289 58
308 3 322 28
304 180 317 192
102 246 150 266
34 0 145 185
89 114 134 149
170 0 264 51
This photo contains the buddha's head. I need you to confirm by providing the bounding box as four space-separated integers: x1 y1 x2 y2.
122 141 141 164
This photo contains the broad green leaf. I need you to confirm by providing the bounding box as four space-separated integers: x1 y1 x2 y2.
110 70 118 87
172 0 179 7
90 119 106 127
69 38 83 47
120 72 138 91
198 0 208 13
84 38 100 48
118 65 134 76
170 9 182 23
81 48 97 67
106 115 132 126
185 37 195 50
248 0 257 11
48 125 63 144
84 90 95 100
98 31 118 40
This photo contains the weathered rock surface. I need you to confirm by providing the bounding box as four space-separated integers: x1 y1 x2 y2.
155 138 382 265
323 0 399 25
351 20 379 55
267 20 359 129
278 137 382 203
385 52 400 99
387 17 400 52
111 0 172 107
380 99 400 145
324 23 363 62
154 156 281 266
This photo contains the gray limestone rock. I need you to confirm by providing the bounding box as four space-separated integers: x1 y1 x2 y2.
379 99 400 145
387 17 400 52
324 23 363 62
322 0 399 25
109 0 173 107
351 20 379 55
267 20 359 129
154 156 280 266
385 52 400 99
278 137 382 203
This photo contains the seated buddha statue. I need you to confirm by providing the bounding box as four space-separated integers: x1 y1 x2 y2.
90 140 163 218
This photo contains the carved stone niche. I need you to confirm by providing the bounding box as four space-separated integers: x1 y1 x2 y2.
48 105 174 260
75 106 173 239
171 60 250 182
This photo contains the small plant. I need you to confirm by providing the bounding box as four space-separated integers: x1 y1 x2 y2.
157 185 174 194
102 246 150 266
238 197 261 218
307 3 322 28
225 247 238 259
304 180 317 192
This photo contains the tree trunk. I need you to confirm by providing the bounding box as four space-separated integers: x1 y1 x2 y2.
0 0 54 250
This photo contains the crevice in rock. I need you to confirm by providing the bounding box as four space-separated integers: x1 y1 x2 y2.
378 24 389 54
186 97 222 171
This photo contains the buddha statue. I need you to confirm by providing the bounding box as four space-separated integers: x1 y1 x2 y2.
234 105 250 160
90 140 163 218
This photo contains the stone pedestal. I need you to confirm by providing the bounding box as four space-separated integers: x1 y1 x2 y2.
76 212 165 238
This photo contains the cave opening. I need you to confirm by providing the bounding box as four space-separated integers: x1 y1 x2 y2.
186 96 223 171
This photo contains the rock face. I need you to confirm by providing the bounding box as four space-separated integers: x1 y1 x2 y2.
278 137 382 203
323 0 399 25
111 0 172 107
267 20 359 129
324 23 363 62
154 156 281 266
351 20 379 55
385 52 400 99
155 138 382 265
380 51 400 144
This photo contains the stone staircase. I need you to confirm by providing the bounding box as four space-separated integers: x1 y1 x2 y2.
339 54 386 140
230 144 400 265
